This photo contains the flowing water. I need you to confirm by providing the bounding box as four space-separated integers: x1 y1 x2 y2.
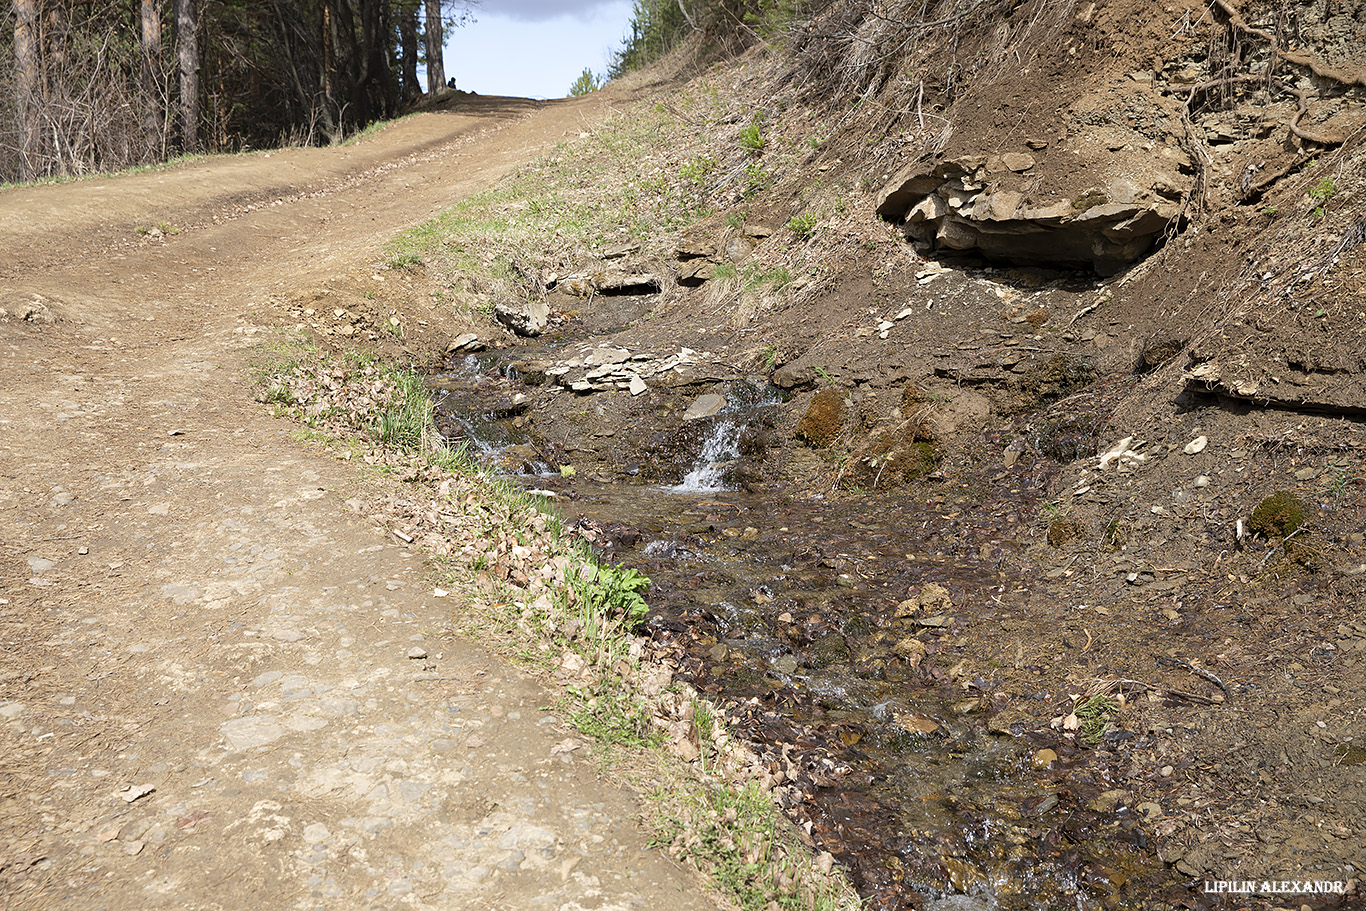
430 354 1166 910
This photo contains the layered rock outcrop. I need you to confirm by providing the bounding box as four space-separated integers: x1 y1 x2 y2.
876 156 1186 275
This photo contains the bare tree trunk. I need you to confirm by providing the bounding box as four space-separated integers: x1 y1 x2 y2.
13 0 40 181
677 0 699 32
322 1 335 119
399 2 419 100
176 0 199 152
140 0 164 161
423 0 444 94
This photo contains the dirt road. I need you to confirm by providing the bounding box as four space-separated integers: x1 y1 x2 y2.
0 93 717 911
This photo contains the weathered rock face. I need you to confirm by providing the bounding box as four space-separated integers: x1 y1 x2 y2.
552 269 662 297
794 388 846 447
876 156 1185 275
0 292 58 323
674 221 774 286
538 345 734 395
494 298 550 337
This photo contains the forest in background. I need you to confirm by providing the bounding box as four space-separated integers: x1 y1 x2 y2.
2 0 472 182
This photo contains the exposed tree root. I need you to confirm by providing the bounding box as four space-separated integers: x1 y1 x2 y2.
1210 0 1363 147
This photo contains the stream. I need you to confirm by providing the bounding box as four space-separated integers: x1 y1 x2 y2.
430 351 1167 911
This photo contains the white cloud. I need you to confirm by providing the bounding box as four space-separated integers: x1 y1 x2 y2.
483 0 622 22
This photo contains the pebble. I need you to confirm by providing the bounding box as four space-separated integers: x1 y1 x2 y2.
1088 789 1127 812
221 716 287 751
1031 748 1057 769
303 823 331 843
407 647 428 660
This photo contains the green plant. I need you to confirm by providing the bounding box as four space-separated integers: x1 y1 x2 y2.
680 155 717 183
575 563 651 632
1308 177 1336 203
726 211 746 228
739 120 765 154
1249 490 1308 539
569 67 601 97
650 778 856 911
1073 693 1119 747
787 211 818 240
745 265 792 290
1308 177 1336 218
567 679 655 746
386 251 422 270
134 222 180 236
743 162 769 197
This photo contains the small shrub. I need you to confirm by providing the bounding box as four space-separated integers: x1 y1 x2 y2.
787 211 818 239
1074 694 1119 747
568 67 601 97
1307 177 1336 204
739 120 765 154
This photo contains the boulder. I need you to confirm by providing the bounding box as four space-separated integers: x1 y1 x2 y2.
772 364 816 390
677 259 716 287
0 292 57 324
494 298 549 337
552 269 660 297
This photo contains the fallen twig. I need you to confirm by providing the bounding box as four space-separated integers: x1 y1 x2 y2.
1154 654 1231 696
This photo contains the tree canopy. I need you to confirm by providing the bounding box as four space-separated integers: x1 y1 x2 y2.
3 0 473 182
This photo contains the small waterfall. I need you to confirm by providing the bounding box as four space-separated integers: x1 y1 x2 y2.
666 380 781 494
671 419 742 492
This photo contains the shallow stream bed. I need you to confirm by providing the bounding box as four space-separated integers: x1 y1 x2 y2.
430 352 1170 911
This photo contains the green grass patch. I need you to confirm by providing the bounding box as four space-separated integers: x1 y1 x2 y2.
652 779 858 911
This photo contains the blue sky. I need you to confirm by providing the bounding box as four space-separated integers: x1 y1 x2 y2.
443 1 635 100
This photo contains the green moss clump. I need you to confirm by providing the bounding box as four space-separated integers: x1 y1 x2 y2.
1072 190 1108 212
1009 353 1095 414
1249 491 1308 539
